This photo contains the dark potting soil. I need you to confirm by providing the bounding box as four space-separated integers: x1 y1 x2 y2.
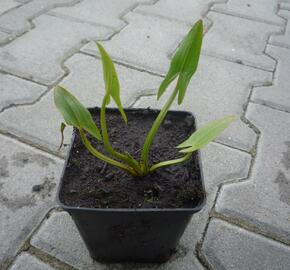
60 108 204 209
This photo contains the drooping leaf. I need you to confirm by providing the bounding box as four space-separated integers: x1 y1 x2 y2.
58 122 66 150
96 42 127 124
157 19 203 104
177 116 235 153
54 85 102 141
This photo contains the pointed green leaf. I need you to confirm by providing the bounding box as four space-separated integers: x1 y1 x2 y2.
96 42 127 124
54 86 102 141
177 116 235 153
157 20 203 104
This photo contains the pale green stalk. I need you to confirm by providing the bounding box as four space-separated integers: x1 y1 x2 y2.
79 129 137 175
149 153 191 173
100 95 143 175
140 85 179 173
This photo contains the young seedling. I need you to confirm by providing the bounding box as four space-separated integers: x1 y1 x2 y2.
54 20 235 177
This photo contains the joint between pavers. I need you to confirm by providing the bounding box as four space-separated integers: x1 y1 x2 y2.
127 89 158 108
46 12 117 32
0 30 115 86
24 208 77 270
28 246 77 270
1 207 62 270
0 129 65 160
0 87 50 114
132 9 196 27
249 100 290 114
195 216 217 270
202 51 276 72
0 0 85 39
0 1 23 18
211 213 290 247
209 9 284 27
80 50 166 78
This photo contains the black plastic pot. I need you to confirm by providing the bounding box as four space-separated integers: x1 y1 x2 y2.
57 108 206 263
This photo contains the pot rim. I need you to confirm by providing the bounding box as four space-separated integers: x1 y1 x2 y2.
57 107 206 213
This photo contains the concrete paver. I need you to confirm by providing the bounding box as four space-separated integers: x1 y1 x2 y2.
0 0 19 15
0 73 47 112
135 0 215 24
202 219 290 270
270 10 290 48
252 45 290 112
0 15 111 85
204 12 281 71
0 134 63 266
216 103 290 243
82 11 191 75
9 253 55 270
50 0 153 30
0 0 77 35
211 0 283 25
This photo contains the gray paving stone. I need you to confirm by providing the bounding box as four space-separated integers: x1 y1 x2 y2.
30 211 204 270
280 2 290 11
133 55 271 151
0 15 111 85
135 0 215 24
82 12 191 75
188 142 251 246
203 12 281 71
9 252 55 270
269 10 290 49
202 219 290 270
0 73 47 112
0 0 19 15
0 134 63 266
0 53 162 153
252 45 290 112
216 103 290 243
0 0 76 35
50 0 153 30
211 0 283 25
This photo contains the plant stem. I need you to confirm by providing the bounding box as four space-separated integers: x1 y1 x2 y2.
140 85 179 173
79 129 137 176
149 153 192 173
100 95 143 175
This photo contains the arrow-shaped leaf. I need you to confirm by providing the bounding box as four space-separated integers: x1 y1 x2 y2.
96 42 127 124
54 85 102 141
177 116 235 153
158 19 203 104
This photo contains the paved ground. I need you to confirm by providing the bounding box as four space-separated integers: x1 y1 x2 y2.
0 0 290 269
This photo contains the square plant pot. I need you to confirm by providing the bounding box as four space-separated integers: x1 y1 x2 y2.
57 107 206 263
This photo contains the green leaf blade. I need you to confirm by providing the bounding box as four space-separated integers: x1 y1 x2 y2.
177 116 235 153
54 86 102 141
96 42 127 124
157 19 203 102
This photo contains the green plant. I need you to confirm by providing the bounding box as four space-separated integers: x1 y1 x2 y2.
54 20 235 176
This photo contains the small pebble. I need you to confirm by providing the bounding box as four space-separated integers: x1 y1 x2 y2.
32 185 43 192
69 189 77 194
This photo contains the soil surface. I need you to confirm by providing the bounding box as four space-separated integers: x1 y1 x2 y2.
60 108 204 209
